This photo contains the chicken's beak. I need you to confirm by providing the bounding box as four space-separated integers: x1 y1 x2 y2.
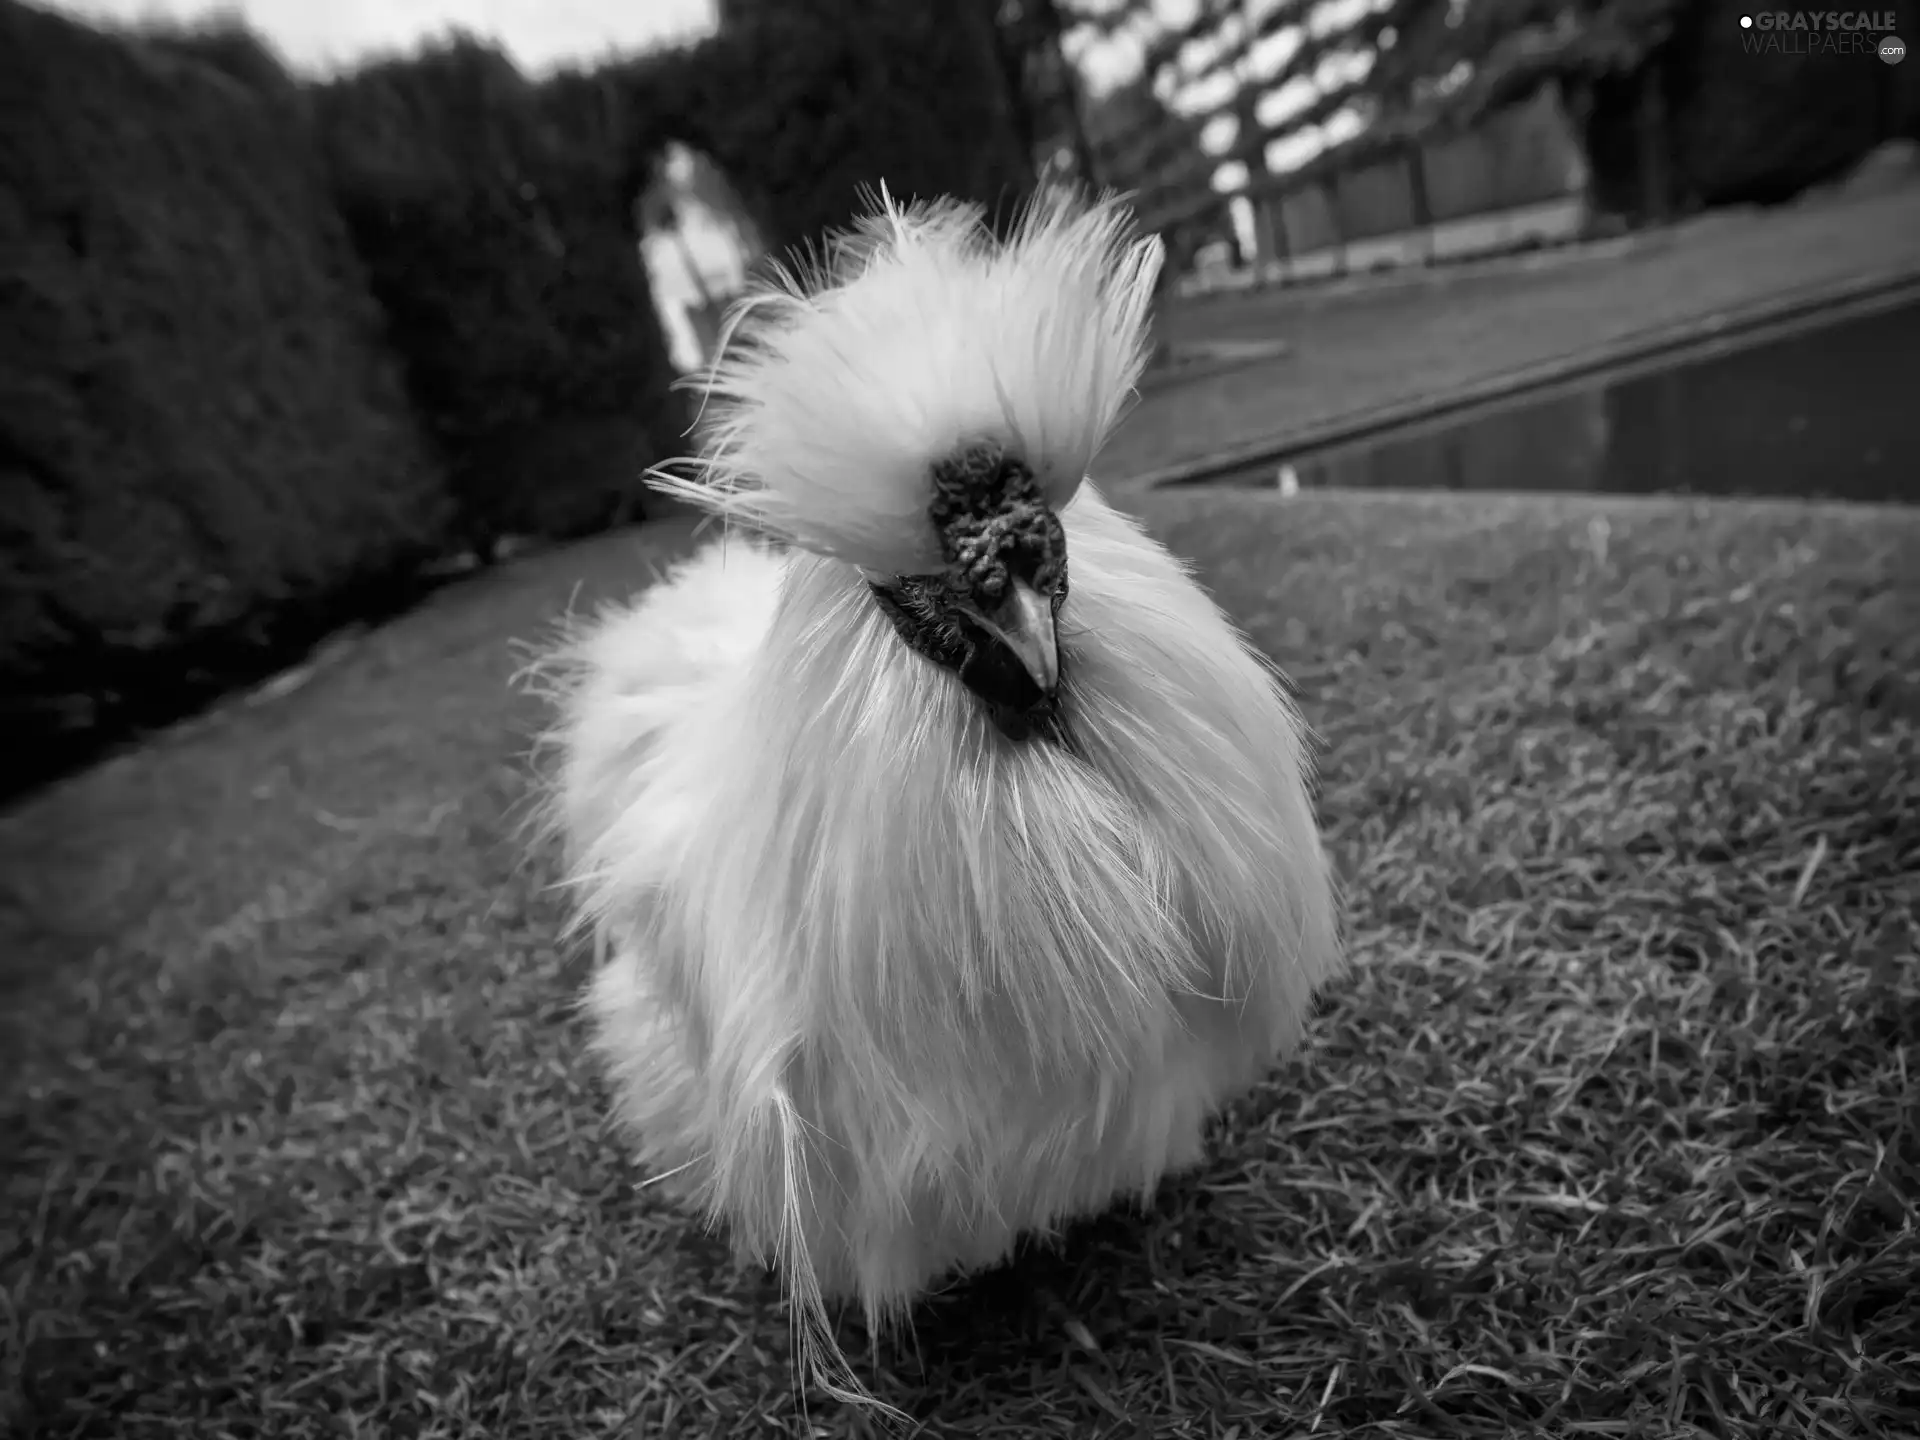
973 579 1059 698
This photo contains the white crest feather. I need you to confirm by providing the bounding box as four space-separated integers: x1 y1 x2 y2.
650 182 1165 575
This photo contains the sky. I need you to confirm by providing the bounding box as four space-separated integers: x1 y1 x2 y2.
49 0 721 75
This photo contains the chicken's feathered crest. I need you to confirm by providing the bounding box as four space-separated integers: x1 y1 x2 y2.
650 183 1164 575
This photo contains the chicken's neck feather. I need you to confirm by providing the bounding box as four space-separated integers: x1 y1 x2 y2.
695 483 1336 1092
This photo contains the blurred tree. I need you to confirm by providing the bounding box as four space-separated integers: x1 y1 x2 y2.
1127 0 1908 224
318 34 684 547
622 0 1034 257
996 0 1101 184
1628 0 1917 210
136 10 305 100
0 0 447 784
3 0 1061 788
1083 72 1217 235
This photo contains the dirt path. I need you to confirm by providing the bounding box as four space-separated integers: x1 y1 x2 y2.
1111 177 1920 491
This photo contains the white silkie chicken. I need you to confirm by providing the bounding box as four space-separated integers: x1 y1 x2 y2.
542 185 1342 1399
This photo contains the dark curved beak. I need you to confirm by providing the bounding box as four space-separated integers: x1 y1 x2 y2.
970 579 1058 699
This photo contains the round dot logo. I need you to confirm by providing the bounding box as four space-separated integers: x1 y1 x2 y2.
1883 36 1907 63
1740 14 1752 25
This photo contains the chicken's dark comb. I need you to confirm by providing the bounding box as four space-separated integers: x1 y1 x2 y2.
867 440 1072 745
927 443 1066 603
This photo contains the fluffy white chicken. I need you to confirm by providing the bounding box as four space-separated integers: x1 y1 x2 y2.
541 185 1342 1398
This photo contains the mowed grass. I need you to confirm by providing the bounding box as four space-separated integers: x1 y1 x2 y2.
3 487 1917 1438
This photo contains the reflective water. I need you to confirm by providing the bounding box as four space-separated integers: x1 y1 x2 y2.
1214 294 1918 506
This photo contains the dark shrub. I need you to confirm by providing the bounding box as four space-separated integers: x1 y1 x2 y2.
0 0 448 775
317 38 686 549
621 0 1035 263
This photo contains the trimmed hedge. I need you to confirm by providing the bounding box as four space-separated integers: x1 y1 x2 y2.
1 2 447 756
1 0 1032 798
317 40 687 549
631 0 1035 260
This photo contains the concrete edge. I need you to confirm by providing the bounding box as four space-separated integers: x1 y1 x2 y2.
1183 485 1918 518
1142 339 1294 396
1122 267 1920 494
1169 225 1657 312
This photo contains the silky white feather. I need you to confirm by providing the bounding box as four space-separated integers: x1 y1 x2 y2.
538 185 1344 1406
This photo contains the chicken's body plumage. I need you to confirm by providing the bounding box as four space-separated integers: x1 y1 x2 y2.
542 187 1342 1395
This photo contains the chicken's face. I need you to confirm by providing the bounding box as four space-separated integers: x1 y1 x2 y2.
647 185 1165 744
867 440 1067 743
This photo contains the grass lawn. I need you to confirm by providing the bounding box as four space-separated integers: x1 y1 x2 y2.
3 485 1917 1438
